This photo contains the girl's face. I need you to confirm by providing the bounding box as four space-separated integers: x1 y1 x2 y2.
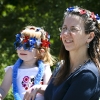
17 47 38 62
60 15 91 52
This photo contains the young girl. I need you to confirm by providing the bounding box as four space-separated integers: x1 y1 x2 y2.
0 26 55 100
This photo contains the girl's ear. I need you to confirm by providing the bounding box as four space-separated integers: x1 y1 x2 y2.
37 48 46 59
39 48 45 53
87 32 95 43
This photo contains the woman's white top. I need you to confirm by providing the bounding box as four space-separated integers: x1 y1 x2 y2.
5 64 52 100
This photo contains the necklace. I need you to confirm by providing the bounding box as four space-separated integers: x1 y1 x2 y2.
12 58 44 100
72 58 91 72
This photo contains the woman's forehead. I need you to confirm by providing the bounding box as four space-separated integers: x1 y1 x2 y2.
63 15 84 26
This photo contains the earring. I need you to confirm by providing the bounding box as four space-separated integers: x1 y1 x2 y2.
87 43 89 48
60 35 62 40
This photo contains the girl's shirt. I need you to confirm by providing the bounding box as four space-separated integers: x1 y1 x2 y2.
5 64 52 100
44 60 100 100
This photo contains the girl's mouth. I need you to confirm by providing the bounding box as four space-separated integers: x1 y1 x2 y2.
20 53 27 55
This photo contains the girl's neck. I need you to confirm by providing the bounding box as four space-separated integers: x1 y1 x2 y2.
21 60 37 68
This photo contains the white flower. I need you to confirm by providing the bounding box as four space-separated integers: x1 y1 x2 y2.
20 37 23 42
97 20 100 24
73 8 79 12
48 34 50 39
36 39 41 46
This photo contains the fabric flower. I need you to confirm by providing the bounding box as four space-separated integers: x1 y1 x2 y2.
36 39 41 46
41 39 50 47
79 9 86 14
29 37 36 47
23 36 29 43
14 33 21 49
36 27 41 32
30 27 35 30
23 76 29 83
73 8 79 12
25 87 28 90
96 14 100 20
22 83 26 87
14 30 51 51
66 6 100 23
46 32 50 39
66 7 74 12
16 33 21 41
90 12 96 20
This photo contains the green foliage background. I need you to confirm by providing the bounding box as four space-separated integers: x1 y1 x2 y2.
0 0 100 99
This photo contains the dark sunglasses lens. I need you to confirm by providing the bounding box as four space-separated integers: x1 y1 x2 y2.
15 42 22 49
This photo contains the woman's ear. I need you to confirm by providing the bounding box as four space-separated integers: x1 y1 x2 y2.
87 32 95 43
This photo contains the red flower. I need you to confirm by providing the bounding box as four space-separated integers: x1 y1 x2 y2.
79 9 86 14
23 36 29 43
41 39 50 47
46 32 48 38
23 76 29 83
30 27 35 30
90 12 96 20
40 79 43 85
25 87 28 90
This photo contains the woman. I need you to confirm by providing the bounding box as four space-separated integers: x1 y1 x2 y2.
24 6 100 100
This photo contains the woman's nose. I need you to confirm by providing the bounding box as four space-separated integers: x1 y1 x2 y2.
61 30 71 35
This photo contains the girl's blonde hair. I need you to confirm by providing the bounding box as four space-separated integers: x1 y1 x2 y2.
21 25 56 66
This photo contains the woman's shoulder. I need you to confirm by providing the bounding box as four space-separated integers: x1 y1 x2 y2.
71 60 99 81
77 60 100 99
82 60 99 77
69 60 99 86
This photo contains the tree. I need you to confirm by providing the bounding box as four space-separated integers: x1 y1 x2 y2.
0 0 100 99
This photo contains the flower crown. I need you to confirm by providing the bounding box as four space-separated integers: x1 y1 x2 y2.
65 6 100 24
14 27 50 51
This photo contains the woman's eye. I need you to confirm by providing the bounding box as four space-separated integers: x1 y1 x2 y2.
71 28 79 32
62 27 67 30
71 28 76 31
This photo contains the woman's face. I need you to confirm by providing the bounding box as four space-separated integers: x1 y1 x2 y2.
17 47 38 62
60 15 90 52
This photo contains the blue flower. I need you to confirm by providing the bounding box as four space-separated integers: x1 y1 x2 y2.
36 27 41 32
96 14 100 20
16 33 21 41
29 37 37 47
66 7 74 12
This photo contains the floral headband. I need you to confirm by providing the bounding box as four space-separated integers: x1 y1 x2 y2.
65 6 100 24
14 27 50 51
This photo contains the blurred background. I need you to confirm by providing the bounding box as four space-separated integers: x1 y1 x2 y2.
0 0 100 99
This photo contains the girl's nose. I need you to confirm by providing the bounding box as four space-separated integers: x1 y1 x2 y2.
20 47 24 50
